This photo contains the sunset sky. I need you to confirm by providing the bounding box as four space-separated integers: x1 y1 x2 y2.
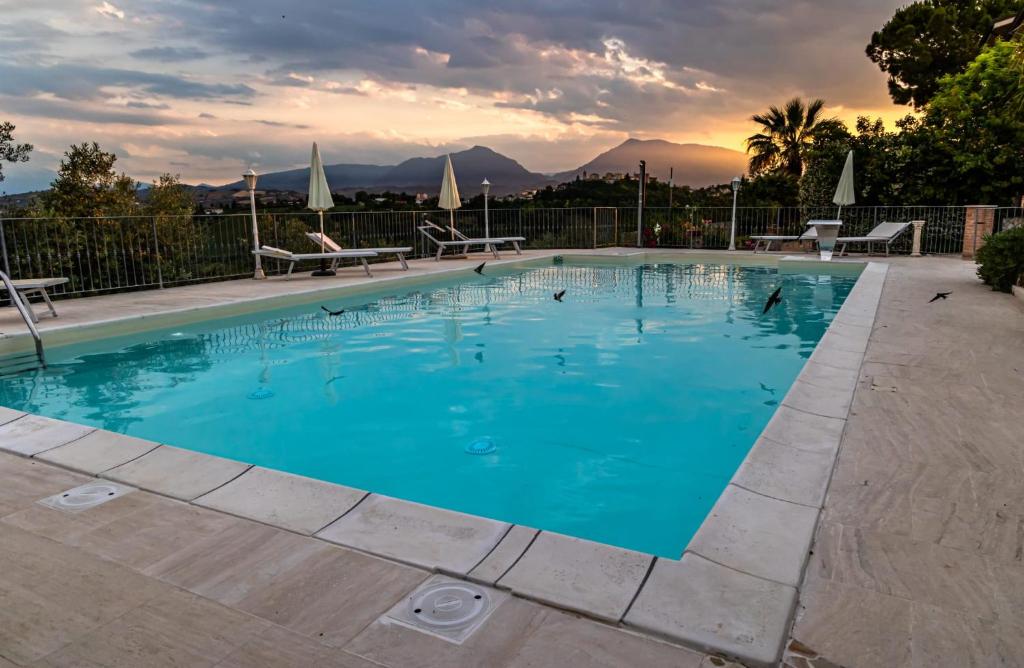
1 0 912 191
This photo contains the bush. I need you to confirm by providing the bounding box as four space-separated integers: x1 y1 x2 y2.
976 226 1024 292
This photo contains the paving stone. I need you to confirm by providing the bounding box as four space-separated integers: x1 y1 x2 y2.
468 525 538 585
625 553 796 668
316 494 509 575
0 523 167 665
688 485 819 586
0 405 25 426
37 429 159 474
781 380 854 420
0 415 94 457
0 453 90 517
39 588 268 667
194 466 366 535
731 437 834 508
102 445 250 500
758 405 846 456
497 531 652 622
790 577 911 668
215 625 349 668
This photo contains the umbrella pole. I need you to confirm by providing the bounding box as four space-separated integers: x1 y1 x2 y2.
312 210 335 277
450 210 455 240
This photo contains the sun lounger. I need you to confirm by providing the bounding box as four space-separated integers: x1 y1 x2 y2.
836 221 911 256
0 277 69 323
305 232 411 270
417 219 521 260
751 226 818 253
253 246 378 278
445 225 525 256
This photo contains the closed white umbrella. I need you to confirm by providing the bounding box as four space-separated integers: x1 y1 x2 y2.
438 154 461 240
833 150 855 217
307 142 335 276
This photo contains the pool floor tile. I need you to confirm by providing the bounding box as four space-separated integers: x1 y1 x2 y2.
194 466 367 535
497 531 653 622
316 494 509 575
37 429 160 475
624 553 796 668
0 415 94 457
688 484 819 586
102 445 251 501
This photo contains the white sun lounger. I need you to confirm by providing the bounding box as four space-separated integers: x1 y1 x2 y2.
751 226 818 253
418 219 522 260
836 221 911 256
253 246 378 278
305 232 412 270
446 225 524 256
0 277 69 323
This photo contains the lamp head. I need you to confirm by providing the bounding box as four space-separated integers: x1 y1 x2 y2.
243 168 258 190
731 176 741 192
481 178 490 195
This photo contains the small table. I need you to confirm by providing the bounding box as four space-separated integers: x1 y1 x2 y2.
1 277 69 323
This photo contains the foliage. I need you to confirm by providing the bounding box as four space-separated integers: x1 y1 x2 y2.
866 0 1023 108
144 174 195 217
40 142 137 218
976 226 1024 291
745 98 845 177
0 121 32 183
925 39 1024 204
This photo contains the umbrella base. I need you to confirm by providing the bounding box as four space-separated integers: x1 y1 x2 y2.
311 269 337 277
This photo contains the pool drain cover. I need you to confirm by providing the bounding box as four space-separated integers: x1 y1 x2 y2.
38 482 133 513
383 575 506 644
465 437 496 455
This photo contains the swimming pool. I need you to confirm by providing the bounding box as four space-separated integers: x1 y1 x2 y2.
0 259 859 557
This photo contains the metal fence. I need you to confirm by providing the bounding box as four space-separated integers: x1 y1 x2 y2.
0 205 972 301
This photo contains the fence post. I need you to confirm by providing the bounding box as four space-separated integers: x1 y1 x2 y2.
0 218 9 277
910 220 925 257
151 217 164 288
962 205 996 259
592 208 597 248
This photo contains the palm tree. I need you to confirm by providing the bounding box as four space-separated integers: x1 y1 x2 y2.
745 98 840 177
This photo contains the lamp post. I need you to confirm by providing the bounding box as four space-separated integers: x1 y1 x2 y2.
481 178 491 239
244 169 265 279
728 175 741 251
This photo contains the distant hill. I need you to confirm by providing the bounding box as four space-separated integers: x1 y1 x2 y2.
554 138 748 187
222 146 552 196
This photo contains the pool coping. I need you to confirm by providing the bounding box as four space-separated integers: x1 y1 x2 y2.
0 250 887 667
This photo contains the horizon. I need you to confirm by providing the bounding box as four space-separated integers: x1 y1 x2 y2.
3 1 911 192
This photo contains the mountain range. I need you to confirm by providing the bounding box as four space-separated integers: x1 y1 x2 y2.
0 139 749 197
220 139 748 196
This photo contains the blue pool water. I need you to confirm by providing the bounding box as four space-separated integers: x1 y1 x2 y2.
0 260 859 557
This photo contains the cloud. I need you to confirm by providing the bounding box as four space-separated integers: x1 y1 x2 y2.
93 2 124 20
0 96 182 126
255 119 311 129
130 46 209 62
0 62 255 102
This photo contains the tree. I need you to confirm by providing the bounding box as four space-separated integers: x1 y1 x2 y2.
924 38 1024 204
0 121 32 183
745 98 844 177
41 142 137 217
144 173 194 216
866 0 1022 108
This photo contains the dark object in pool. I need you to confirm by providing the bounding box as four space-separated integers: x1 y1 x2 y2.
553 255 564 265
247 388 274 400
474 262 486 274
928 291 951 303
553 289 566 302
321 306 345 316
762 287 782 314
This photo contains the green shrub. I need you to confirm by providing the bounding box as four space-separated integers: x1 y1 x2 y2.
976 226 1024 293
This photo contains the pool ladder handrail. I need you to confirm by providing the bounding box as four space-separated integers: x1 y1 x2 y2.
0 270 46 368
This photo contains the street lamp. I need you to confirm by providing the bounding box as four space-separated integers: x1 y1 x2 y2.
728 175 741 251
481 178 491 239
244 168 265 279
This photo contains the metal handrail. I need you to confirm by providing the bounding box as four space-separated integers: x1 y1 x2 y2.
0 270 45 367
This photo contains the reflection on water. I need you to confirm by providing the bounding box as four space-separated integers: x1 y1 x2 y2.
0 262 857 557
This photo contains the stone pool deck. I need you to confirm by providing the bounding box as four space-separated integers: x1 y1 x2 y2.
0 251 1021 667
